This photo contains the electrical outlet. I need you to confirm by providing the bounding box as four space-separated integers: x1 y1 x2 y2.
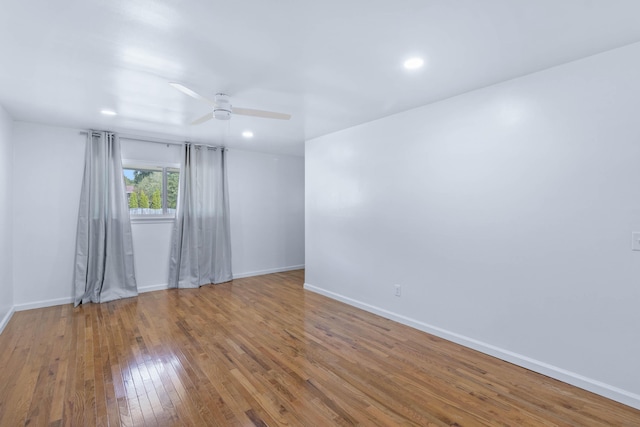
394 284 401 297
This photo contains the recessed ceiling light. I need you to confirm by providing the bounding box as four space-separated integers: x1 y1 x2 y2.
403 57 424 70
242 130 254 138
100 109 117 116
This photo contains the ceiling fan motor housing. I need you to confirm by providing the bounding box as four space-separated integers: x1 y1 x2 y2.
214 93 232 120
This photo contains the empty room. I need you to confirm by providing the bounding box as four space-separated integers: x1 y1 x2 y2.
1 1 640 425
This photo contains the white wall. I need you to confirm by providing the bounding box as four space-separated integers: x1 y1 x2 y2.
305 42 640 409
12 123 85 308
229 149 305 277
11 124 304 308
0 104 14 331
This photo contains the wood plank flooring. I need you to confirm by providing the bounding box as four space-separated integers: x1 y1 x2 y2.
1 269 639 426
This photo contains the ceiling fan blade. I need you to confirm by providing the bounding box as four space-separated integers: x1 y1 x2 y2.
232 106 291 120
169 82 217 106
190 112 214 125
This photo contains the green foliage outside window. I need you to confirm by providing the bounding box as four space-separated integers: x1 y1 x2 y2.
129 192 139 209
139 191 149 209
151 190 162 209
167 171 179 209
124 167 179 216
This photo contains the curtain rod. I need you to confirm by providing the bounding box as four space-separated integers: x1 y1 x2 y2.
79 131 227 150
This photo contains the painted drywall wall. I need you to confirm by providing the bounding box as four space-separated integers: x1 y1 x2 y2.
228 149 305 277
12 124 304 308
305 42 640 408
0 104 14 330
12 123 86 308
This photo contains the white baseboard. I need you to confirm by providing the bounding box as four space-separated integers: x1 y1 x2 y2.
304 282 640 411
138 283 169 293
0 306 15 334
233 264 305 279
14 296 73 312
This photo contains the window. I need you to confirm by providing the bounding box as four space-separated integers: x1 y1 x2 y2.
123 164 179 218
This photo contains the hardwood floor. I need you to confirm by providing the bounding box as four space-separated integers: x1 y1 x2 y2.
1 270 639 426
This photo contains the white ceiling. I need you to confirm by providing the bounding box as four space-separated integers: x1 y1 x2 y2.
2 1 640 156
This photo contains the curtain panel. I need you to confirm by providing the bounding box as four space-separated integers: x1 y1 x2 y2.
73 131 138 306
169 144 232 288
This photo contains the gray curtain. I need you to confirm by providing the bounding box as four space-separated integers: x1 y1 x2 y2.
73 131 138 306
169 144 232 288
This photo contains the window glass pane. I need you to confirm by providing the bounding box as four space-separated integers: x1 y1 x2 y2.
124 168 164 215
123 166 180 218
167 169 179 214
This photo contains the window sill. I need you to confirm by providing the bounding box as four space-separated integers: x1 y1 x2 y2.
130 216 175 224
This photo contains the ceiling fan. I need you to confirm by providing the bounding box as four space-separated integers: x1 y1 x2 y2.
169 82 292 125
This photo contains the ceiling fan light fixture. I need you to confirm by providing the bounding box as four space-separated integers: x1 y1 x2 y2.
214 108 232 120
214 93 232 120
171 84 291 124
